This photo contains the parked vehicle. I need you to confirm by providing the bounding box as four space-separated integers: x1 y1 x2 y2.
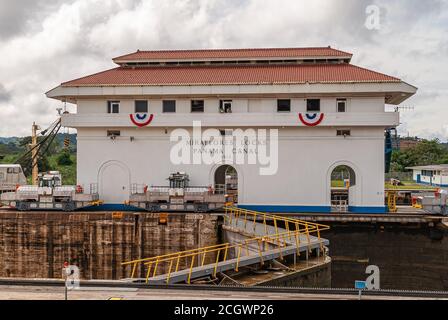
0 170 101 211
128 172 226 212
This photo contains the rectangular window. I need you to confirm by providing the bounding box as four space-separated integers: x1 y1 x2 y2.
163 100 176 113
107 101 120 114
135 100 148 113
337 99 346 113
277 99 291 112
220 129 233 136
337 130 351 137
307 99 320 112
191 100 204 113
219 100 233 113
107 130 121 137
0 172 4 180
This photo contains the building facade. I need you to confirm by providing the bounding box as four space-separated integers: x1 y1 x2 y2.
46 47 417 213
407 165 448 187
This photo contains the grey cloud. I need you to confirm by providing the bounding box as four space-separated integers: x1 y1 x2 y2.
0 0 75 40
0 0 447 139
0 84 10 102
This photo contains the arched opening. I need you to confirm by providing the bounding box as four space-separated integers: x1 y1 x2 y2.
214 165 238 203
330 165 356 212
98 161 131 204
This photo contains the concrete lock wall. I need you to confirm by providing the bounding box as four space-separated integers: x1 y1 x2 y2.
324 223 448 291
0 213 218 280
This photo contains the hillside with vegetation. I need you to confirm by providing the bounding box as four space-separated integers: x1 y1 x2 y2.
0 134 77 185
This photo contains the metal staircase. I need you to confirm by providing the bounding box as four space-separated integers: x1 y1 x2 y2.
121 207 330 284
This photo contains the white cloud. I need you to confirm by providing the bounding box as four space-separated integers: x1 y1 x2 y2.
0 0 447 140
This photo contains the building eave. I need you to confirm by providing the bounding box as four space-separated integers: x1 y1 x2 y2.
46 81 417 105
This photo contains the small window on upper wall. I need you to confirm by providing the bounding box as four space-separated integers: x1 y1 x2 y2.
163 100 176 113
219 100 233 113
277 99 291 112
337 99 347 113
337 130 351 137
107 101 120 114
107 130 121 137
191 100 204 113
135 100 148 113
306 99 320 112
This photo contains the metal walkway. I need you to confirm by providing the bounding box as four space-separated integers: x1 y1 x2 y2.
122 207 330 284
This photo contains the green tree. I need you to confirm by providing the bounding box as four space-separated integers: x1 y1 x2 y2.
57 151 73 166
391 139 448 172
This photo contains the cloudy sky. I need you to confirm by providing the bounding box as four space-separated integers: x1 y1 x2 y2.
0 0 447 140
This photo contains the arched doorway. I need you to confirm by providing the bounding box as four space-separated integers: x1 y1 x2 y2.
214 165 238 204
330 165 356 212
98 161 131 204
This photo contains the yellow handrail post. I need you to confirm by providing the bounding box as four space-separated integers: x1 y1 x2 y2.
187 255 196 284
274 218 278 234
223 244 229 262
145 263 153 284
175 254 181 272
257 239 264 266
277 234 284 260
166 259 174 284
131 262 137 279
317 226 324 254
201 250 207 266
235 245 242 272
263 213 267 234
153 258 160 278
305 224 312 253
273 219 281 248
295 231 301 256
213 249 221 278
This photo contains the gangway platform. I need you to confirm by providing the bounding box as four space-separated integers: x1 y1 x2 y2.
121 207 330 285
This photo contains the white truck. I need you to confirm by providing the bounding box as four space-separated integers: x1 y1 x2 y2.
128 172 226 212
0 171 101 211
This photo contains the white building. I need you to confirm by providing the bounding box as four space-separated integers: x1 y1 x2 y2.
407 165 448 187
46 47 417 213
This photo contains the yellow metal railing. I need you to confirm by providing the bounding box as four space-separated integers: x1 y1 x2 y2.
122 206 330 284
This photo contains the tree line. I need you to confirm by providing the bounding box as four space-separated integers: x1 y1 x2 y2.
391 139 448 172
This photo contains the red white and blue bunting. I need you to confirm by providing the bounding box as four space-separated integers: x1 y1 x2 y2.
298 113 324 127
129 113 154 127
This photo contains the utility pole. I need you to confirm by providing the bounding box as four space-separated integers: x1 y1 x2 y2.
31 122 41 186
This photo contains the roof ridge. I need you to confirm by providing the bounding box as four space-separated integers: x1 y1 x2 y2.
113 47 353 61
135 46 346 52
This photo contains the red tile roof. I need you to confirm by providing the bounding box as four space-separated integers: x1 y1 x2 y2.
113 47 353 62
61 63 400 87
